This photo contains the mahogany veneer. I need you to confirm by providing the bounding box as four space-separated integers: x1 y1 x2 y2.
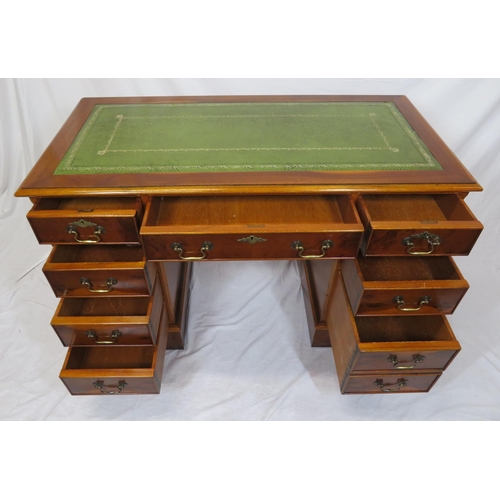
15 95 483 396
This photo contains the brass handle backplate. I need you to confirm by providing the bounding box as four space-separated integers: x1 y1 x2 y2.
291 240 333 259
67 220 105 243
402 231 441 255
171 241 213 260
93 380 128 394
393 295 432 311
374 378 408 392
86 329 122 345
80 277 117 293
387 354 426 369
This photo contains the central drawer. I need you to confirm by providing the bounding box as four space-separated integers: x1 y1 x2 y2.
140 195 364 260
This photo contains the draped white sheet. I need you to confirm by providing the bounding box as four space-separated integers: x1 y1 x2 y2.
1 78 499 421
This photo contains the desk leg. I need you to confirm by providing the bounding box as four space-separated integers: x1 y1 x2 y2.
299 260 339 347
157 262 192 350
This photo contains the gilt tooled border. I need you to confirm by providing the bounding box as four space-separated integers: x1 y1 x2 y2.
55 102 442 175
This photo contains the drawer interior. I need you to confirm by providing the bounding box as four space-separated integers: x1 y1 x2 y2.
65 346 155 369
361 194 476 222
145 195 359 229
48 245 145 264
356 256 461 281
355 316 455 343
33 197 139 212
57 297 150 316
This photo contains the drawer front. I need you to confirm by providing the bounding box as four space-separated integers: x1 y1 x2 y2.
43 265 156 298
27 197 143 245
356 194 483 256
351 288 467 316
42 245 155 297
61 373 161 396
51 277 164 346
29 214 142 245
59 309 168 395
142 231 362 261
353 348 459 372
361 227 482 257
342 372 441 394
53 324 157 346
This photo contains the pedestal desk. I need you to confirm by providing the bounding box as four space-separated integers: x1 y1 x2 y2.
15 95 483 395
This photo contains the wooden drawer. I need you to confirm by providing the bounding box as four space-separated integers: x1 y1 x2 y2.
140 195 363 260
342 372 442 394
356 194 483 256
43 245 155 298
341 255 469 315
51 276 163 346
27 197 143 245
327 271 460 394
59 307 168 395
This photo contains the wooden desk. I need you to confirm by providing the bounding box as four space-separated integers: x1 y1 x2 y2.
15 95 483 395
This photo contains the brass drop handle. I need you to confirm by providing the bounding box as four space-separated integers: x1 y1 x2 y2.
291 240 333 259
393 295 431 311
80 277 117 293
171 241 213 260
66 222 106 243
374 378 408 392
86 329 122 345
402 231 441 255
388 354 426 369
93 380 128 394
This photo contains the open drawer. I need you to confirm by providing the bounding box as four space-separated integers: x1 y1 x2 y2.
51 276 164 346
356 194 483 256
27 197 143 245
341 255 469 315
59 307 168 395
140 195 364 260
327 271 461 394
43 245 156 297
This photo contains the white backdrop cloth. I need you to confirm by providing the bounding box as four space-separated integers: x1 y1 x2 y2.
1 78 499 420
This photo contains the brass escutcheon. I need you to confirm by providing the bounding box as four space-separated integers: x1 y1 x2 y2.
238 235 267 244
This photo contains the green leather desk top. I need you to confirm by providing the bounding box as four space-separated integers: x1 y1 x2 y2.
16 96 481 197
54 102 441 175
